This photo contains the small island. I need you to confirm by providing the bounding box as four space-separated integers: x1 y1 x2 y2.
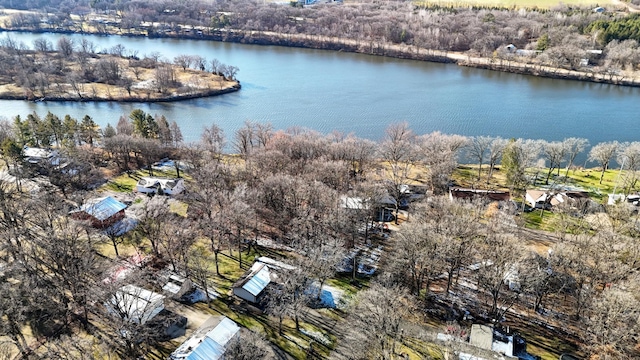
0 38 240 102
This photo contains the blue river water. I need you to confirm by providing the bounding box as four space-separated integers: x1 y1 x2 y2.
0 31 637 150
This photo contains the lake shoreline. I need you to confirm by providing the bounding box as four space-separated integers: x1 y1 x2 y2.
0 83 241 103
1 27 637 88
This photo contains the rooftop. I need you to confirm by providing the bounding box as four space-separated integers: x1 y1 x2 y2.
232 262 271 296
170 316 240 360
78 196 127 221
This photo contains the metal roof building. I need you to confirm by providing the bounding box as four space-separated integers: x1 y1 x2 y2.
71 196 128 228
81 196 127 221
232 262 272 303
170 316 240 360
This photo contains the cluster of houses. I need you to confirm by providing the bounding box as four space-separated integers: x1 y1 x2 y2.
448 186 603 214
105 282 243 360
100 255 296 359
502 43 603 67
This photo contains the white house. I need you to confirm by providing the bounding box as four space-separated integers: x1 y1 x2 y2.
232 262 272 303
136 177 185 195
106 284 166 325
170 316 240 360
525 189 590 209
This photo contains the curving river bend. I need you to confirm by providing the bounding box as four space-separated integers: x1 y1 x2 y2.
1 31 638 146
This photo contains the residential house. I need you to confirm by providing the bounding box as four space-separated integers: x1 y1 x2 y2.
70 196 127 228
515 49 541 57
136 177 185 195
106 284 166 325
23 146 55 164
170 316 240 360
525 189 590 210
232 262 272 304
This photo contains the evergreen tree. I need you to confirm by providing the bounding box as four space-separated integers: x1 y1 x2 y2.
129 109 158 139
157 115 172 147
102 123 116 138
80 115 100 146
13 115 32 146
62 115 79 147
45 112 63 146
27 112 52 147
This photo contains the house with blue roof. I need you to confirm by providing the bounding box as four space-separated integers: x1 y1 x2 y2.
231 262 272 304
71 196 127 228
170 316 240 360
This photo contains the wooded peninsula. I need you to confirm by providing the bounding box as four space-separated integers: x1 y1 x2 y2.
0 39 240 101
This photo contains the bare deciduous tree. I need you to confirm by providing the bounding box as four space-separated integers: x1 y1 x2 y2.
589 141 619 184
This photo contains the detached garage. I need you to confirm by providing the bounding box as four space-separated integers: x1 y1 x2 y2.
231 262 272 304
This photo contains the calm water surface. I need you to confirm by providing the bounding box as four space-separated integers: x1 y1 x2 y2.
0 31 638 146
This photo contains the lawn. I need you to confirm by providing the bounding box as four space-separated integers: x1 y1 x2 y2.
521 208 561 231
453 165 624 202
415 0 607 9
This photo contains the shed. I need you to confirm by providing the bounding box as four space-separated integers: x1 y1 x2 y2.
170 316 240 360
136 177 186 195
232 262 272 303
163 274 195 299
106 285 165 325
70 196 127 228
